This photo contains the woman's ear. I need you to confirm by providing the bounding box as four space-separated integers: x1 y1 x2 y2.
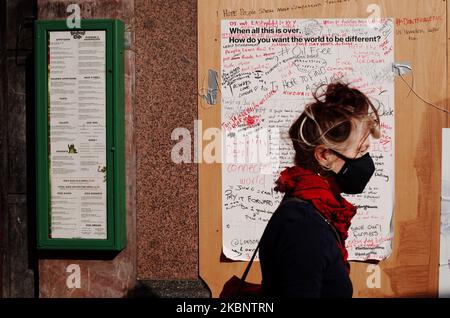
314 145 346 173
314 145 333 169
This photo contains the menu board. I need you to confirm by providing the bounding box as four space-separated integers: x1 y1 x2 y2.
221 19 395 261
48 30 107 239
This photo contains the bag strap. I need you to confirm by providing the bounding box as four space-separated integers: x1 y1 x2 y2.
237 196 306 285
238 241 260 287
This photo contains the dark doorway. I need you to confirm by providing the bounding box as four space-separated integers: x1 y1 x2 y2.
0 0 38 298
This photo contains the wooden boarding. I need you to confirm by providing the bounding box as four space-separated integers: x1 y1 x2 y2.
198 0 448 297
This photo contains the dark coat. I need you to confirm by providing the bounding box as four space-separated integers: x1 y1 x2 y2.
259 196 353 298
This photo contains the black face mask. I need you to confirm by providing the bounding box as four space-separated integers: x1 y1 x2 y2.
330 150 375 194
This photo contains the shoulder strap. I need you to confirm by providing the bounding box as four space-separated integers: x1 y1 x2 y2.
238 196 298 284
239 196 308 283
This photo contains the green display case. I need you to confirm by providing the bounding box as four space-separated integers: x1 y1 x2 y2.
35 19 126 250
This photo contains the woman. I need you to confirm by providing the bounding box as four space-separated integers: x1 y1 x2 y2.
259 82 380 298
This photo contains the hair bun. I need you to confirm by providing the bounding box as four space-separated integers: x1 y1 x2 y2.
324 82 356 105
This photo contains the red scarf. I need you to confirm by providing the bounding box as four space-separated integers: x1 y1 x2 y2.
275 166 357 270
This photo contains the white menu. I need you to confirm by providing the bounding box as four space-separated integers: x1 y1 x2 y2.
48 30 107 239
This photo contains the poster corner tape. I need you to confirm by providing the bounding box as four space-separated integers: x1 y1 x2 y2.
206 69 219 105
392 61 412 76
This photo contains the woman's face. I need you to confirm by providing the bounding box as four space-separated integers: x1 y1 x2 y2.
317 117 372 174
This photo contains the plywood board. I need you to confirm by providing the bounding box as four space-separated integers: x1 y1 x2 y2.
198 0 447 297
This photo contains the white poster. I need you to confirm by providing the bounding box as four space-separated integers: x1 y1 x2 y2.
221 19 395 261
48 30 107 239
